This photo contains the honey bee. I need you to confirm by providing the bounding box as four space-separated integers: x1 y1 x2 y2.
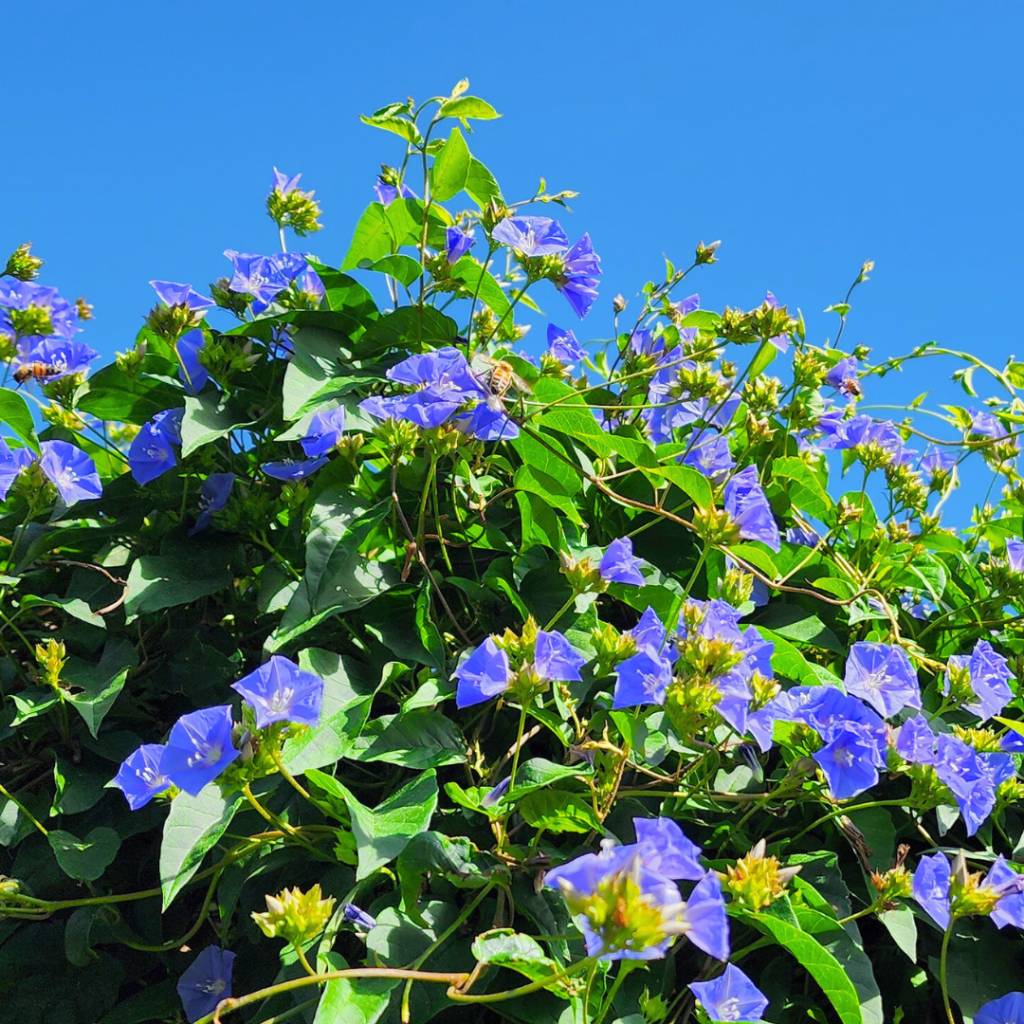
843 378 863 400
13 362 62 386
471 354 531 400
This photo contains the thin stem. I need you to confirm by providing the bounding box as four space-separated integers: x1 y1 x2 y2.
543 590 579 631
294 942 318 978
940 924 956 1024
596 961 634 1024
0 780 47 835
508 704 529 796
446 957 596 1004
269 747 310 799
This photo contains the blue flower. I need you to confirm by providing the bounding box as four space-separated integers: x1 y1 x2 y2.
819 415 902 455
970 408 1010 442
112 744 172 810
445 226 476 264
985 856 1024 930
0 439 35 500
343 904 378 931
455 638 511 708
150 280 214 316
1 280 80 340
682 429 734 482
813 726 880 799
825 357 860 398
774 685 887 769
912 852 951 929
177 946 235 1023
232 656 324 729
374 178 417 206
600 537 645 585
680 871 731 962
301 407 346 458
946 640 1013 722
534 630 585 682
613 651 673 709
189 473 235 536
481 776 512 808
933 734 1001 836
672 293 701 318
129 409 183 485
453 399 520 441
176 329 209 393
39 440 101 506
271 251 311 283
491 216 570 257
921 447 957 483
263 457 328 480
689 964 769 1023
761 290 790 352
724 466 780 551
634 817 704 881
842 641 921 718
547 323 585 364
896 715 936 765
159 705 239 795
272 167 303 194
785 525 821 547
554 234 602 319
899 591 937 619
977 993 1024 1024
20 337 99 381
1006 537 1024 573
628 607 676 660
223 249 289 313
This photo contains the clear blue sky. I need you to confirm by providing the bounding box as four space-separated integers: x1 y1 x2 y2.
5 2 1022 524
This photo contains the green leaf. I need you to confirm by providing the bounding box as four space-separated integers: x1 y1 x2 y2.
356 306 458 358
651 464 713 509
745 909 880 1024
772 456 833 519
63 638 137 738
431 127 471 201
96 981 179 1024
313 974 398 1024
75 363 182 425
470 929 567 994
505 758 592 803
755 603 844 652
159 786 242 910
124 544 234 618
333 770 438 880
180 393 254 457
518 790 603 834
878 906 917 962
48 827 120 881
347 710 466 770
0 388 39 452
281 650 380 773
342 204 394 270
465 158 503 208
358 254 423 288
359 111 421 144
749 339 778 379
439 95 501 120
449 257 510 317
398 832 507 919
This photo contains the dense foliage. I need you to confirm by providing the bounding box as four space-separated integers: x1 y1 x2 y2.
4 81 1024 1024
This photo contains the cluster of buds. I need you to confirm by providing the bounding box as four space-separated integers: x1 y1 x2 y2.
558 551 606 595
722 841 801 912
41 402 85 432
35 639 67 692
210 276 251 319
115 339 148 377
3 243 44 282
693 505 742 548
951 725 1003 754
590 622 637 676
146 302 205 340
695 239 721 266
836 495 864 526
718 564 754 608
948 853 1017 920
266 173 323 237
885 462 929 511
743 374 781 416
7 304 54 339
870 844 913 909
195 336 260 386
792 348 830 389
745 412 776 444
252 884 336 945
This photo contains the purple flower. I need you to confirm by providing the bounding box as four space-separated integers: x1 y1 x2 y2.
547 323 585 364
921 447 957 482
813 726 880 799
374 178 417 206
481 777 512 808
1 280 80 340
177 946 235 1023
786 525 821 547
176 329 209 393
682 429 734 482
554 234 602 319
112 744 172 810
491 216 570 257
301 407 346 457
1006 537 1024 573
271 251 311 283
771 686 887 769
445 226 476 264
681 871 731 962
672 294 700 318
629 607 675 660
453 399 521 441
842 642 921 718
976 993 1024 1024
724 466 780 551
896 715 936 764
39 440 101 506
948 639 1013 721
819 415 903 455
189 473 234 536
0 439 35 500
343 904 378 931
20 337 99 381
534 630 585 682
613 651 673 709
826 358 860 398
272 167 303 194
263 457 328 480
455 638 511 708
985 857 1024 930
634 817 704 881
129 410 183 485
223 250 289 314
297 266 325 302
159 705 239 796
912 852 951 929
933 734 1000 835
970 408 1009 441
150 280 214 315
600 537 645 586
689 964 769 1024
232 656 324 729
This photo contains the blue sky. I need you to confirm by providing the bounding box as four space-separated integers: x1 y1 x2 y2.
4 2 1023 524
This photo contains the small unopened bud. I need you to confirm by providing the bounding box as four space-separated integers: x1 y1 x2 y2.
35 639 67 691
695 239 721 265
252 884 336 944
613 293 627 314
3 243 44 281
481 776 512 808
343 903 377 931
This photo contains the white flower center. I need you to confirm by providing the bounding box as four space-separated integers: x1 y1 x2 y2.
267 686 295 714
717 997 743 1021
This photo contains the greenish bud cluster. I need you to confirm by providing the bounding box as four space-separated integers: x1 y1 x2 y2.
886 462 928 510
558 551 605 594
743 374 780 415
695 239 721 265
951 725 1003 753
718 564 754 607
252 884 336 944
591 622 636 675
267 185 323 237
3 242 44 281
210 276 251 318
41 402 85 432
722 840 801 911
146 302 204 340
115 340 147 376
792 348 829 389
35 638 67 691
693 504 741 548
197 335 261 385
8 305 54 338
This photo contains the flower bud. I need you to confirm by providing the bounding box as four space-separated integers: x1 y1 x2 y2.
695 239 721 265
34 638 67 691
613 293 628 313
252 884 337 945
722 841 801 912
3 243 44 281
